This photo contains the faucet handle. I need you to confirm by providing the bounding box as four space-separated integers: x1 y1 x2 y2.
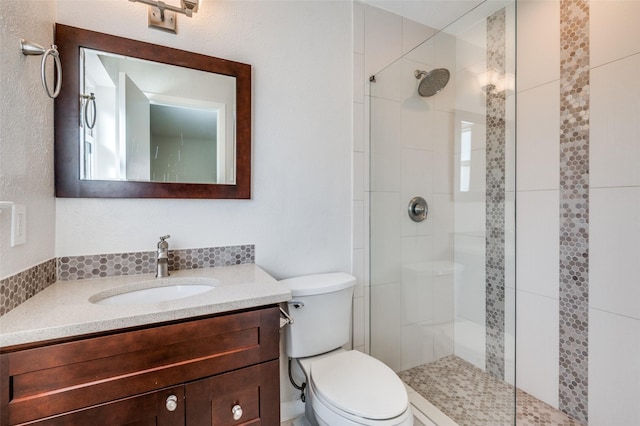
158 235 171 251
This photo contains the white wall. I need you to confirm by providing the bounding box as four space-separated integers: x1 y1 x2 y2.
54 0 353 280
517 0 640 423
0 1 57 279
588 1 640 423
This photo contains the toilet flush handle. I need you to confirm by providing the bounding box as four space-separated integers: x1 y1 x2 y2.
288 301 305 309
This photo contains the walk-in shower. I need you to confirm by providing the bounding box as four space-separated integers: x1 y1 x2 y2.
368 1 585 424
368 1 519 424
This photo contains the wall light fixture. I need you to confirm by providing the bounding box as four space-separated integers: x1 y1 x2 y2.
478 68 515 95
129 0 201 33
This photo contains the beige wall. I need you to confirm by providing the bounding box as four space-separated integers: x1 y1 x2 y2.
0 0 57 279
1 0 353 282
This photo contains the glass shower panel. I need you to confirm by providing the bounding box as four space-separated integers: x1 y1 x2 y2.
369 1 516 424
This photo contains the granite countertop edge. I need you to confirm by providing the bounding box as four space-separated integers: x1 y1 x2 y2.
0 264 291 348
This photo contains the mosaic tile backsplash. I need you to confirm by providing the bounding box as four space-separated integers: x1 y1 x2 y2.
58 245 255 281
0 245 255 316
0 259 57 316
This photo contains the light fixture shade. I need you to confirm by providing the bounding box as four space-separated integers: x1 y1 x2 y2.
182 0 200 13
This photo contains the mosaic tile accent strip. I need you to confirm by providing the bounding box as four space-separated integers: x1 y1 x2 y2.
400 355 586 426
485 8 506 380
0 259 56 316
171 245 255 271
559 1 590 423
57 244 255 281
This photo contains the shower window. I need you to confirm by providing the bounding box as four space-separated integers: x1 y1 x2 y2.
459 121 472 193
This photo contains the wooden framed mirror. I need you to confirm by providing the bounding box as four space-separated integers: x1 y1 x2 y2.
54 24 251 199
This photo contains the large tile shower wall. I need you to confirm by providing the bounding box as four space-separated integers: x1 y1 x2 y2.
517 0 640 424
355 2 458 372
352 2 439 358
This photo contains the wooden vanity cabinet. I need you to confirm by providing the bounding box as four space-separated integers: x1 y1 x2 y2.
0 306 281 426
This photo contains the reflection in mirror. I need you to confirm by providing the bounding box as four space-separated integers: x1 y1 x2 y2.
80 48 236 184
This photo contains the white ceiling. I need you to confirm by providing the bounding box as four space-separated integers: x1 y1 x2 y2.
362 0 485 30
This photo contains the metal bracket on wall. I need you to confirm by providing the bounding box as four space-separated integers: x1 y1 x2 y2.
280 306 293 327
148 5 177 33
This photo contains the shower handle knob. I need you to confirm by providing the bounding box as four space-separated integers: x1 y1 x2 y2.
408 196 428 222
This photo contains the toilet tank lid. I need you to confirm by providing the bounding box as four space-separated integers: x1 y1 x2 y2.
280 273 356 297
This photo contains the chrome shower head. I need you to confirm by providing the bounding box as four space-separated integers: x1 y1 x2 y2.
414 68 450 97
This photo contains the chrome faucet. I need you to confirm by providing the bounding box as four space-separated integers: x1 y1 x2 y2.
156 235 171 278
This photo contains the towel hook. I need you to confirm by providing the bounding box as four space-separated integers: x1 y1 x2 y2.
20 39 62 99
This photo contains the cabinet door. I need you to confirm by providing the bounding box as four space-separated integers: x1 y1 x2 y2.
185 361 279 426
26 386 185 426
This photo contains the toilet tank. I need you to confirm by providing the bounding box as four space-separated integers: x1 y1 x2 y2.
281 273 356 358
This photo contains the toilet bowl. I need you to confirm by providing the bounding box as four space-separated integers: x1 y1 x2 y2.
299 349 413 426
281 273 413 426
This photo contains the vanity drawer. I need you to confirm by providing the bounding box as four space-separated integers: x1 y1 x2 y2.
1 306 279 425
185 360 280 425
26 385 186 426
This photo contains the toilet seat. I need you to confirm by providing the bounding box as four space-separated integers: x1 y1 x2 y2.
309 381 413 426
309 351 411 425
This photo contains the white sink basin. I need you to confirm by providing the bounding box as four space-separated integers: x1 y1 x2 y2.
90 277 217 305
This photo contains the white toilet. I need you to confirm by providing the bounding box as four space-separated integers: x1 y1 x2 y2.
281 273 413 426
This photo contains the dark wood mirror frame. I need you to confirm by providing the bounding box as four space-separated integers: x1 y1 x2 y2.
54 24 251 199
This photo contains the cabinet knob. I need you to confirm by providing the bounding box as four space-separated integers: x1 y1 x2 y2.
166 395 178 412
232 404 243 420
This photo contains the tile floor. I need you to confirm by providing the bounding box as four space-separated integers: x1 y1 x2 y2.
282 407 436 426
399 355 586 426
281 354 585 425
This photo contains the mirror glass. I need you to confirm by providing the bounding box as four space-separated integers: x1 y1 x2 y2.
54 24 251 199
80 48 236 185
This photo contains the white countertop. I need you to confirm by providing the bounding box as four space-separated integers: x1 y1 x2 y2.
0 264 291 348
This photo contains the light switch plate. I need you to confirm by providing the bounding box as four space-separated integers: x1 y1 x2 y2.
11 204 26 247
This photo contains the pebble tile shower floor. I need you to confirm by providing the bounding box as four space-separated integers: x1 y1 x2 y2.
399 355 585 426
